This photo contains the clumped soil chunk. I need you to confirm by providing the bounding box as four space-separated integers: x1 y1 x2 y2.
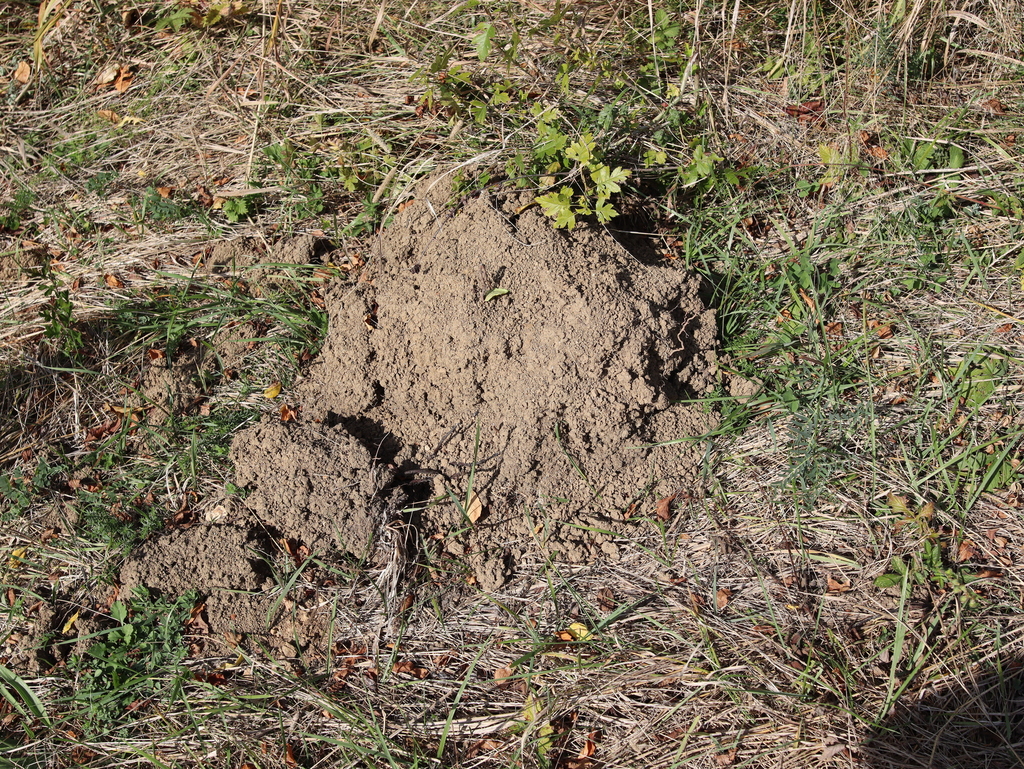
232 181 718 587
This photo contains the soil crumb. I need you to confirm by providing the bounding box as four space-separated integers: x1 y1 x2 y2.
232 177 718 589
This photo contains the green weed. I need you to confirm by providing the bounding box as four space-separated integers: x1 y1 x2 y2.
65 587 197 736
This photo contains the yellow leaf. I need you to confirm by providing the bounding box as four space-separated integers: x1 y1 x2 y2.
8 546 27 568
62 610 80 634
466 491 484 523
13 60 31 84
564 621 592 641
263 381 282 399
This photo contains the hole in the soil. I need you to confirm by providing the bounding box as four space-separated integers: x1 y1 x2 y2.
608 223 665 267
337 415 403 465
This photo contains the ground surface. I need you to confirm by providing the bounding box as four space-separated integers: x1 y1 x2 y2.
1 1 1024 767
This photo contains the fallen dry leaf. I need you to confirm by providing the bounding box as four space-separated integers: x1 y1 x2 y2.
715 747 738 766
465 739 502 758
155 186 173 198
466 491 484 523
104 273 125 288
973 569 1004 580
981 98 1007 115
596 587 615 612
392 659 429 679
94 63 120 87
655 493 676 521
13 60 31 84
146 348 166 361
493 666 513 688
97 109 121 124
866 145 889 160
113 66 133 93
195 185 214 207
716 587 733 610
284 743 298 767
956 539 981 563
279 403 298 422
784 100 824 123
826 575 851 593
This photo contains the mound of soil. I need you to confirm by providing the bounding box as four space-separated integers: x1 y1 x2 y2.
235 178 718 588
119 177 718 659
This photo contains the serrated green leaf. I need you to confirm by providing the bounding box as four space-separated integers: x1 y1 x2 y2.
594 199 617 223
472 22 496 60
565 133 596 165
536 187 577 229
590 164 630 196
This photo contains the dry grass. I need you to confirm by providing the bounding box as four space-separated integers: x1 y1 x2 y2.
1 0 1023 766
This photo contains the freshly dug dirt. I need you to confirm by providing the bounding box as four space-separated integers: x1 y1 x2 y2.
234 178 718 588
119 176 718 659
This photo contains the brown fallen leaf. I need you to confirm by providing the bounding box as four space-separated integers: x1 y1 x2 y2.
981 98 1007 115
826 575 851 593
596 587 615 612
655 493 676 521
113 66 133 93
146 348 166 361
493 666 513 688
466 491 484 523
279 403 298 422
94 63 120 88
465 739 502 758
104 273 125 288
784 100 824 123
392 659 429 679
715 747 738 766
195 185 214 207
14 60 31 84
973 569 1004 580
155 186 173 198
284 743 298 767
866 145 889 160
97 109 121 124
716 587 733 610
956 539 981 563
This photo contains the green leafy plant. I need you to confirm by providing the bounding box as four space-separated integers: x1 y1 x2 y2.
221 194 260 223
535 132 630 228
874 496 983 605
0 189 35 232
39 266 84 355
68 588 197 735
